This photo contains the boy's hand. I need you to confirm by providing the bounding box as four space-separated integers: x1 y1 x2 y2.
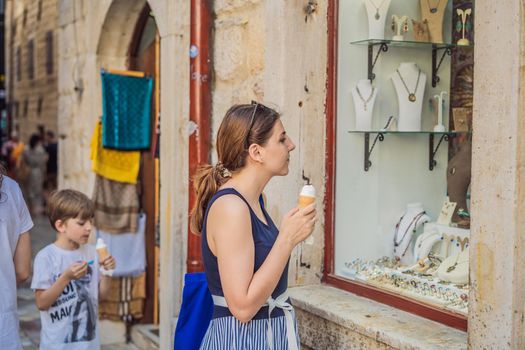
64 262 88 280
100 255 116 270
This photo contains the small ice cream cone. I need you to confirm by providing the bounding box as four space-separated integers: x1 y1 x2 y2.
96 238 109 262
298 184 316 245
298 184 316 209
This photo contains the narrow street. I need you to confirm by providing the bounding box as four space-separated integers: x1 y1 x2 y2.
17 214 138 350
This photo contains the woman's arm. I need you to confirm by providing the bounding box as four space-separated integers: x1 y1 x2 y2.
13 232 31 284
209 195 315 323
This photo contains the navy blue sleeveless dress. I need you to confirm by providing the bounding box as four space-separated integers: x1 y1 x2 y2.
199 188 299 350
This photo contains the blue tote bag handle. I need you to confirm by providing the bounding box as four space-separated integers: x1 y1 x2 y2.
174 272 213 350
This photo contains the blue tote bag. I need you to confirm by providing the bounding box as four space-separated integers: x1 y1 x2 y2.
174 273 213 350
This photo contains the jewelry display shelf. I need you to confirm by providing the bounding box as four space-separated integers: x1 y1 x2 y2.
348 130 470 171
350 39 473 87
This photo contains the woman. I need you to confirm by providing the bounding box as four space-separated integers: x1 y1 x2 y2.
191 102 316 349
21 134 48 214
0 163 33 349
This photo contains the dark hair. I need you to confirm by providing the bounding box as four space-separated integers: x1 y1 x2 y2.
29 134 41 149
47 189 95 231
189 103 280 234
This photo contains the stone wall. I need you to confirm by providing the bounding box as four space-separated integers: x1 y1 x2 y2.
469 0 525 348
6 0 58 144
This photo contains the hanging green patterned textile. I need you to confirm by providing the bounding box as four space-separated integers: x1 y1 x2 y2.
101 71 153 150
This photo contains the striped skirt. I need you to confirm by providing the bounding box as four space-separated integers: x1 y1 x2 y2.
199 315 300 350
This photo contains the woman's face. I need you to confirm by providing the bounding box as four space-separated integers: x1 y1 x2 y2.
260 120 295 176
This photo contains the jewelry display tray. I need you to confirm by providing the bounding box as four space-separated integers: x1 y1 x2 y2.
340 265 468 316
340 223 471 316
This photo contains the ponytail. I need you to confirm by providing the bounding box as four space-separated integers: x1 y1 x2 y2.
190 162 231 234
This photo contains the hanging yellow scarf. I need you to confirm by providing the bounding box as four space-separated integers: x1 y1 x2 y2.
90 122 140 184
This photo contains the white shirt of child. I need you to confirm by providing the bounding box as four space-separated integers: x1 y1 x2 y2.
31 244 100 350
0 176 33 350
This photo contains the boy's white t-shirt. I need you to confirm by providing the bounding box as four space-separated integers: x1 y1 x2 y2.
31 244 100 350
0 176 33 350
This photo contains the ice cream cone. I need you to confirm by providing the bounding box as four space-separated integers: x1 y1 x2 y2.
298 184 316 209
96 238 109 262
298 195 315 208
299 184 316 245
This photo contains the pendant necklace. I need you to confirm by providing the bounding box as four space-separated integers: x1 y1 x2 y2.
446 252 468 273
393 211 426 248
427 0 441 14
396 68 421 103
370 0 386 20
356 86 375 111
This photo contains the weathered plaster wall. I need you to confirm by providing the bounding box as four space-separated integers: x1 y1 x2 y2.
470 0 525 348
213 0 328 288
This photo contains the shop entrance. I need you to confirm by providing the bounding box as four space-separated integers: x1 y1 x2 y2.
128 5 161 326
96 2 162 343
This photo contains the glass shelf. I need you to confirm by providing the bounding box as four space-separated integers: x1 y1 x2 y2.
348 130 471 135
351 39 473 87
348 130 470 171
350 39 473 50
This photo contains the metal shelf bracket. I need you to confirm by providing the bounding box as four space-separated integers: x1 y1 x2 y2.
364 132 385 171
432 46 453 87
368 43 389 81
429 133 450 170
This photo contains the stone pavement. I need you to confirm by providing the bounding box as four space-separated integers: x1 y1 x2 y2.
17 214 139 350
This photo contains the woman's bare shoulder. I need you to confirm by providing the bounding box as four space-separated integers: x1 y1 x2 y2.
208 193 250 220
207 194 252 253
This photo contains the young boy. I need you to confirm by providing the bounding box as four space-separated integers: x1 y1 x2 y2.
31 189 115 349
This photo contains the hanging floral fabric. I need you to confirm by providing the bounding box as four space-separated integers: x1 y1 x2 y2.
101 71 153 150
90 122 140 184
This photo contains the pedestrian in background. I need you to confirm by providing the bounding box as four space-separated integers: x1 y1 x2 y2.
44 130 58 198
1 132 23 177
20 134 48 215
0 163 33 350
190 102 316 349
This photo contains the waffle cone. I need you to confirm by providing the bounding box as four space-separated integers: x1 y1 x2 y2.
298 195 315 208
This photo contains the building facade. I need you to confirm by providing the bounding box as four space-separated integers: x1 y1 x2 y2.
56 1 525 349
5 0 58 144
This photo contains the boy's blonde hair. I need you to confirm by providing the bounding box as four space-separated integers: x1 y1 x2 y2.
47 189 94 231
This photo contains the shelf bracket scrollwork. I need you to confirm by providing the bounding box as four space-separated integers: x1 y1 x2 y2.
432 46 453 87
364 132 385 171
368 43 389 81
429 133 450 170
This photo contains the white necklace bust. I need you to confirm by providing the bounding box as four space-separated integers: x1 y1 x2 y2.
391 62 427 131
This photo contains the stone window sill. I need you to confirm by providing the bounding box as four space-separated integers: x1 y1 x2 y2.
289 284 467 350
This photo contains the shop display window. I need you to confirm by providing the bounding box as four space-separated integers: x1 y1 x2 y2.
325 0 474 329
